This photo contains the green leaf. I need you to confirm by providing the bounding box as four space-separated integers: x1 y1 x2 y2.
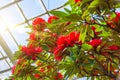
98 31 111 37
88 26 94 37
65 13 81 21
79 26 88 43
64 8 71 13
82 43 92 50
27 75 32 80
50 11 68 17
82 0 107 18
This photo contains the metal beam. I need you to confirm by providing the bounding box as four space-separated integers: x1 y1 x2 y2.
0 34 14 64
0 68 11 73
15 4 65 26
0 0 23 10
0 56 7 60
39 0 50 16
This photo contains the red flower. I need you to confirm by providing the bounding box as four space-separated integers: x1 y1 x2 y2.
39 68 45 73
51 33 57 37
109 45 119 50
57 35 67 48
88 39 102 48
48 16 58 24
66 32 81 46
107 21 115 28
12 65 16 74
54 72 63 80
35 47 42 53
32 17 45 26
65 22 71 26
29 31 36 40
57 32 80 47
114 12 120 23
32 17 46 31
34 74 40 78
16 58 25 65
53 47 63 61
102 52 109 56
92 26 100 35
22 45 42 60
53 32 81 61
75 0 81 3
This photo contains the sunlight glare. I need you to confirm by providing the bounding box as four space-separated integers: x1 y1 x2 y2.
0 16 7 33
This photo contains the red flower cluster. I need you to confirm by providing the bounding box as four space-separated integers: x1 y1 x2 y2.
29 31 36 40
54 72 63 80
109 45 119 50
34 73 40 79
32 17 46 26
32 17 46 31
12 65 16 74
114 12 120 23
48 16 58 24
54 32 81 61
22 45 42 60
107 12 120 28
75 0 81 3
88 39 102 48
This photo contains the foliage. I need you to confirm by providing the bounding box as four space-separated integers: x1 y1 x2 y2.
6 0 120 80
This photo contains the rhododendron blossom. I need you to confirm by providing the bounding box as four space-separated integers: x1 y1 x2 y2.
88 39 102 48
114 12 120 23
109 45 119 50
32 17 46 31
48 16 58 24
54 72 63 80
75 0 81 3
29 31 36 40
107 12 120 28
22 45 42 60
32 17 45 26
53 32 81 60
12 65 16 74
34 74 40 78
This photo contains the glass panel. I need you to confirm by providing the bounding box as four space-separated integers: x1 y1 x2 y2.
0 60 10 71
0 4 24 28
9 24 30 45
0 0 11 8
18 0 45 19
6 58 13 67
1 31 18 53
0 71 11 80
0 55 2 59
0 46 7 56
43 0 68 10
